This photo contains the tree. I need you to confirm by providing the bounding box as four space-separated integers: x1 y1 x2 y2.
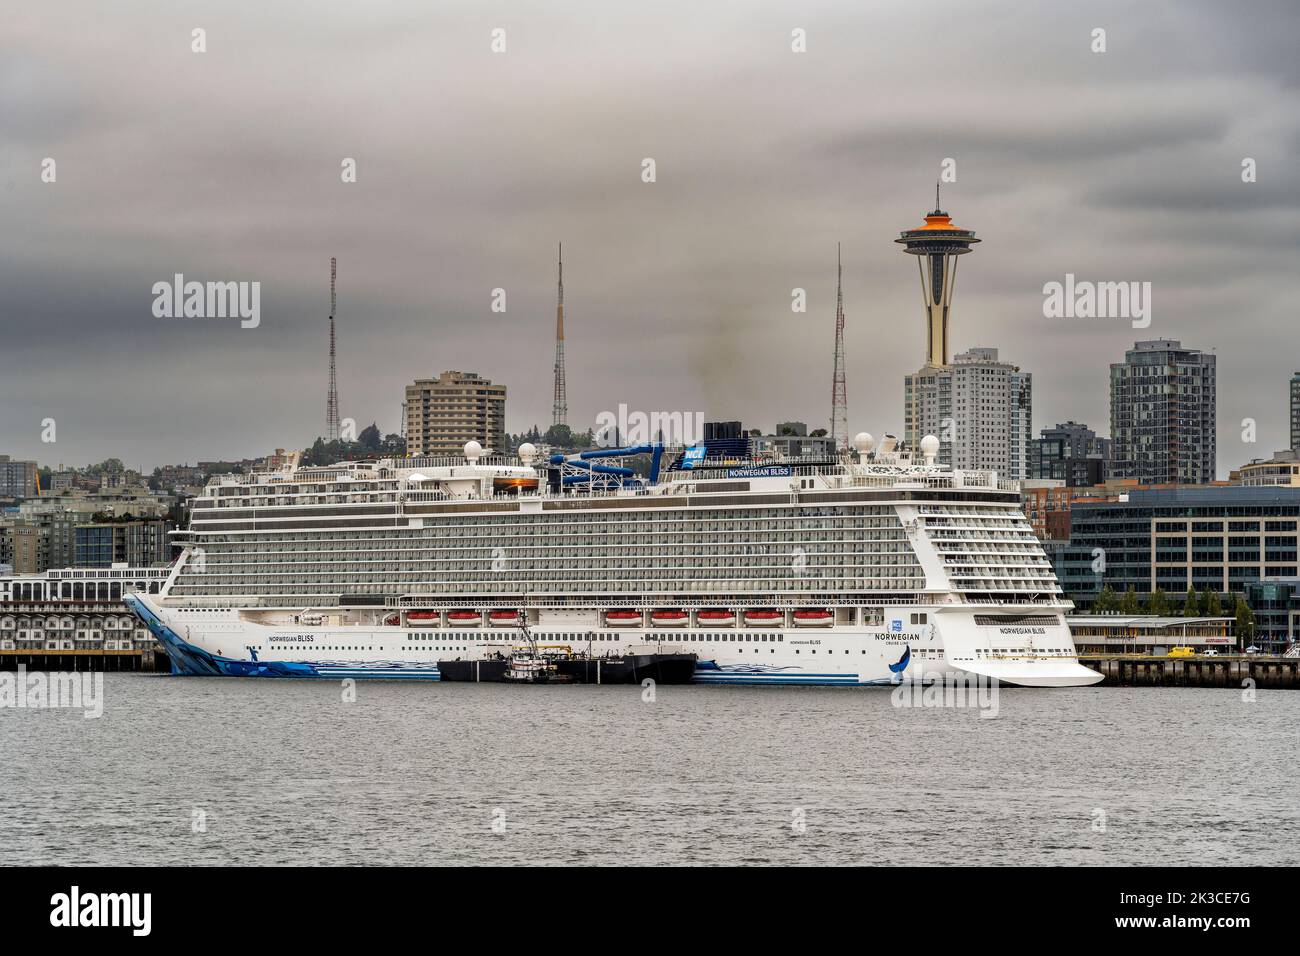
1234 596 1257 649
1119 586 1141 615
1093 584 1118 614
544 424 574 447
1148 587 1171 616
1201 590 1222 621
87 458 125 475
359 423 382 451
1182 586 1199 617
809 428 828 438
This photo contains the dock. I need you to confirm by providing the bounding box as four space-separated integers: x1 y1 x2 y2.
0 647 170 673
1079 654 1300 689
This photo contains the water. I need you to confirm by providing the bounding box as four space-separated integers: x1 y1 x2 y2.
1 674 1297 866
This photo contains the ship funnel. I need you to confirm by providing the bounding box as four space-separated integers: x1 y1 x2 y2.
877 433 898 456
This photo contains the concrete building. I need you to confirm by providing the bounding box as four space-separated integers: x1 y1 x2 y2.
1030 421 1110 487
404 371 506 457
1242 579 1300 652
0 456 38 499
1055 486 1300 615
1291 372 1300 451
905 347 1032 479
1066 615 1235 655
1109 340 1217 485
0 522 43 574
0 566 170 652
1231 449 1300 487
74 518 171 569
155 463 207 490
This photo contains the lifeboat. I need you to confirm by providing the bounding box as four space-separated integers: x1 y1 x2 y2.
489 610 520 626
743 609 784 627
793 609 834 627
650 609 689 627
447 610 482 626
697 609 736 626
407 610 439 626
605 610 642 627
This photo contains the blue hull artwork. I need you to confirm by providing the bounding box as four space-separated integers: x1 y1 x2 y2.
125 596 913 685
124 595 441 680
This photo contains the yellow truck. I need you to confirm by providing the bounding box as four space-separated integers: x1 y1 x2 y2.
1168 646 1196 658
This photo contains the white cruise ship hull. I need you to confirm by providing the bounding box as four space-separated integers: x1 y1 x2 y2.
125 594 1101 687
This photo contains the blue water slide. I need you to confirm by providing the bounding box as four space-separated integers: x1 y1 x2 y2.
547 443 666 484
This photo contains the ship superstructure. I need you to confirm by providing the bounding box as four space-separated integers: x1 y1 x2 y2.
125 433 1101 686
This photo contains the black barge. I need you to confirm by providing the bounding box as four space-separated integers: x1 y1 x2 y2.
436 652 696 684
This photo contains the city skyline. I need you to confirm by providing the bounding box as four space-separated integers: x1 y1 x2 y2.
2 1 1298 475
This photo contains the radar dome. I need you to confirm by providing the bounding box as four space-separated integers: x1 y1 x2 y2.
464 440 483 462
517 442 537 463
919 434 941 459
853 432 874 454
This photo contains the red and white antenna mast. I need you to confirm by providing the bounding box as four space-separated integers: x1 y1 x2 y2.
551 243 567 428
326 257 340 442
830 243 848 450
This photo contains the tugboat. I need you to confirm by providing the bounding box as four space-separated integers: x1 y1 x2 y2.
438 621 570 683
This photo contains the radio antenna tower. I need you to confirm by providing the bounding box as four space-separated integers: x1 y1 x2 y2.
326 257 340 442
830 242 848 451
551 243 568 428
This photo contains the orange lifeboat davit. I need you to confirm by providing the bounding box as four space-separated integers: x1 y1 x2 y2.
447 610 482 626
407 610 439 625
793 609 834 627
605 610 642 627
488 610 519 626
744 608 783 627
650 609 689 627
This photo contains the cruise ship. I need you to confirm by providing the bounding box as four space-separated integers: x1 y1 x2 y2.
124 432 1102 687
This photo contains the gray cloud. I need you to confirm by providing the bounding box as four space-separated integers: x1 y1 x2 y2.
0 0 1297 477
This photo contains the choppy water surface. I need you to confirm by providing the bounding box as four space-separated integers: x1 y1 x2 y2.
1 675 1296 865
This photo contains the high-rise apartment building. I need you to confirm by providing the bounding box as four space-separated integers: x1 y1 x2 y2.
404 371 507 457
905 348 1032 479
0 456 38 499
74 518 171 569
1290 372 1300 451
1109 340 1216 485
1030 421 1111 487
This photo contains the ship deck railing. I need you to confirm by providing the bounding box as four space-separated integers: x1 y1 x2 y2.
161 592 1071 612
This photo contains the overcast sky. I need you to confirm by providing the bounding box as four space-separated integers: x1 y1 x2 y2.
2 1 1297 476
